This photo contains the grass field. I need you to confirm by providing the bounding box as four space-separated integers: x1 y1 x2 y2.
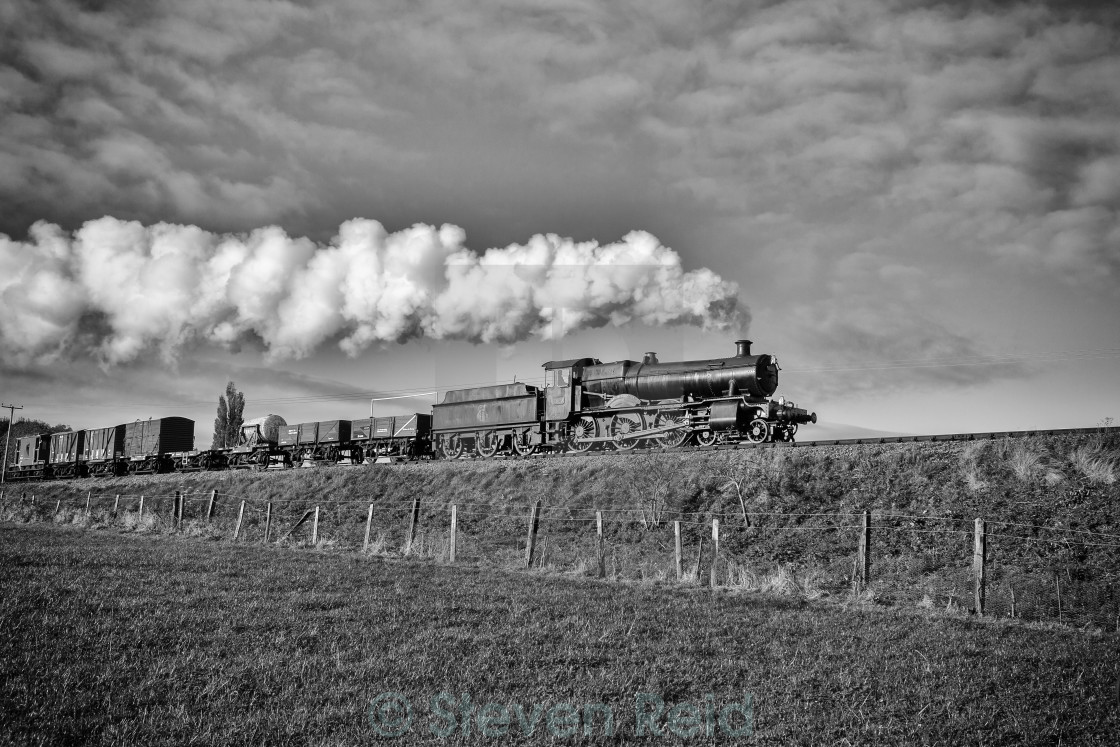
6 432 1119 628
2 523 1118 745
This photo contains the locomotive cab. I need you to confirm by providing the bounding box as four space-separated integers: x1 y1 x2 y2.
542 358 598 421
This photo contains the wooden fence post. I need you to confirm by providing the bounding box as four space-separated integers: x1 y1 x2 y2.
85 491 91 515
1055 573 1062 625
138 495 145 522
449 505 457 563
233 500 246 540
206 490 216 523
525 500 541 568
113 494 120 515
674 521 683 581
858 510 871 584
363 503 374 553
406 497 420 555
312 506 320 545
710 519 721 588
596 510 605 578
173 491 180 528
973 517 986 615
264 502 272 542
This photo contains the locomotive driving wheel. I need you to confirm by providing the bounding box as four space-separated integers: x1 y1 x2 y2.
441 434 464 459
746 418 770 443
475 430 500 458
567 415 597 453
654 411 690 448
609 412 645 451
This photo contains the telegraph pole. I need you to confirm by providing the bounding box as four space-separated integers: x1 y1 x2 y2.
1 403 23 485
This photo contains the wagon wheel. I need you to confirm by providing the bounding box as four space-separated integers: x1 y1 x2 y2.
475 430 500 458
127 461 139 475
442 434 464 459
654 411 690 449
609 412 645 451
746 418 770 443
511 429 537 456
567 415 597 453
695 430 717 447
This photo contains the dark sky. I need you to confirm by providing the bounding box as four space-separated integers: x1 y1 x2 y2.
2 0 1119 438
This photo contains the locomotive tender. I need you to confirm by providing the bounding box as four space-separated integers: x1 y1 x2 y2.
3 339 814 479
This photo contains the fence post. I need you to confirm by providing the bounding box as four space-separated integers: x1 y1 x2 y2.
312 506 320 545
710 518 720 588
264 502 272 542
674 521 683 581
596 510 605 578
363 503 374 553
85 491 91 515
173 491 180 528
449 505 457 563
113 494 120 515
1055 573 1062 625
525 500 542 568
406 497 420 555
858 510 871 584
206 490 216 523
138 495 145 522
233 501 246 540
973 517 986 615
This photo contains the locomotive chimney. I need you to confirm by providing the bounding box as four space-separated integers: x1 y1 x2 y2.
735 339 752 357
643 352 658 364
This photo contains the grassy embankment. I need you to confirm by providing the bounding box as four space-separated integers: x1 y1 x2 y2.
3 431 1119 625
1 523 1118 745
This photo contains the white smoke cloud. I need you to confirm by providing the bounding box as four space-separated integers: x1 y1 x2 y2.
0 216 745 367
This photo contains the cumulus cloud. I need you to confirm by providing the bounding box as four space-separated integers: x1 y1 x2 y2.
0 217 745 368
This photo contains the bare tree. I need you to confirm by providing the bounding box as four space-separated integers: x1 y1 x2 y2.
212 381 246 449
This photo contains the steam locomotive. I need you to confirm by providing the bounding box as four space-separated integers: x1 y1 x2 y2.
4 339 815 479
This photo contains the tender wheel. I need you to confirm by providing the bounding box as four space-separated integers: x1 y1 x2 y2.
654 411 690 448
609 412 645 451
441 434 464 459
567 416 597 453
511 429 537 456
695 430 717 447
476 430 500 458
746 418 770 443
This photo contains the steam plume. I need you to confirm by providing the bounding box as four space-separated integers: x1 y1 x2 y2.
0 217 745 367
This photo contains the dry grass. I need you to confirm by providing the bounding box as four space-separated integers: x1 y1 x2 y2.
1008 443 1045 482
1069 444 1117 485
724 562 825 600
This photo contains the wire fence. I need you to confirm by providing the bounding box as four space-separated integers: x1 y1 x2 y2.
2 487 1118 632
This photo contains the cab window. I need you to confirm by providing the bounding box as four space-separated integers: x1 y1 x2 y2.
546 369 570 388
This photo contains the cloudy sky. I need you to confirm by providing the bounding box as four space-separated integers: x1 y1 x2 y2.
1 0 1118 444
